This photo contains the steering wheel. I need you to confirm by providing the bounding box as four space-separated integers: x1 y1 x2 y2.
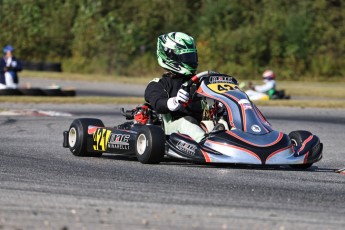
180 70 219 107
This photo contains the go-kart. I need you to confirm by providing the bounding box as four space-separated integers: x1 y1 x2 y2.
63 71 322 168
244 89 291 101
239 82 290 101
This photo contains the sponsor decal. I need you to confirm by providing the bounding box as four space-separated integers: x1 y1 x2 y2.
209 76 236 84
176 140 197 156
108 133 130 150
251 125 261 133
93 128 111 151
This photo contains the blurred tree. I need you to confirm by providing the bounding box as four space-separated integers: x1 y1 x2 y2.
0 0 344 79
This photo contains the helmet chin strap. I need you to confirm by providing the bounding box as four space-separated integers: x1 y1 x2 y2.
173 73 193 81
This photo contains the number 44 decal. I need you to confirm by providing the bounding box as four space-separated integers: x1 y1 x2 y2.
93 128 111 151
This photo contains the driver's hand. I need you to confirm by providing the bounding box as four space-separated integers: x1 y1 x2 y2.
248 81 254 89
176 88 189 103
167 89 190 112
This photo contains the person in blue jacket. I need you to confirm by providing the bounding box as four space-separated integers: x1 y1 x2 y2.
0 45 23 89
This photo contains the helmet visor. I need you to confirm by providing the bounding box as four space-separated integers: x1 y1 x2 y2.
177 51 198 70
178 52 197 63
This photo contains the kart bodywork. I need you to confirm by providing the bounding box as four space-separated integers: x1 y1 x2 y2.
63 71 322 168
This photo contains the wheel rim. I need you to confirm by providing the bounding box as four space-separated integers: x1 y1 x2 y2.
69 127 77 148
137 134 147 155
291 139 298 147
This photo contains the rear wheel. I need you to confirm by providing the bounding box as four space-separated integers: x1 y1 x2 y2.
68 118 104 157
289 130 313 169
135 125 165 164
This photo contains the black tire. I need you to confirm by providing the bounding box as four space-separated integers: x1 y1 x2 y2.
135 125 165 164
22 61 44 71
42 62 62 72
42 88 64 96
61 89 76 97
288 130 313 169
19 88 45 96
68 118 104 157
0 88 23 96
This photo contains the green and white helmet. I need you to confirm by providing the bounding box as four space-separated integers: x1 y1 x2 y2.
157 32 198 76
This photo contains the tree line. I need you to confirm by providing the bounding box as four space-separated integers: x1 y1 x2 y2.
0 0 344 80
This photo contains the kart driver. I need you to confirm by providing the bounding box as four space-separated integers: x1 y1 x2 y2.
144 32 206 142
0 45 22 89
249 70 276 96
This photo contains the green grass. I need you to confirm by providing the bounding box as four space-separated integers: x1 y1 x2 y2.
255 99 345 108
279 81 345 99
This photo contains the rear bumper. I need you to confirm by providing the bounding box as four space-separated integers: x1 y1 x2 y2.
63 131 69 148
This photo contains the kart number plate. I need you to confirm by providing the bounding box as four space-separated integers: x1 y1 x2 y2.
93 128 111 151
207 83 238 93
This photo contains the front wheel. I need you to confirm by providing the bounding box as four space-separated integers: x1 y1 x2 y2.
135 125 165 164
68 118 104 157
288 130 313 169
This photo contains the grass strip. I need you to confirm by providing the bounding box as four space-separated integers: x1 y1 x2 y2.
255 99 345 108
279 82 345 99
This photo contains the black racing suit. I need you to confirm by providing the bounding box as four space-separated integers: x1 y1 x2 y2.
0 56 22 85
144 73 203 122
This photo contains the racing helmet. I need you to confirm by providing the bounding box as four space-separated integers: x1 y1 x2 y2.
262 70 276 80
3 45 14 54
157 32 198 76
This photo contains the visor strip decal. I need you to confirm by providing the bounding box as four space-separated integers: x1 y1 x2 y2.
298 135 313 155
253 105 271 132
201 150 211 163
226 131 283 147
206 140 261 162
265 145 293 164
240 104 247 132
176 133 194 140
303 151 309 164
223 93 245 130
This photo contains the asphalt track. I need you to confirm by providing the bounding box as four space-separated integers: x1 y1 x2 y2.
0 104 344 230
20 77 146 97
